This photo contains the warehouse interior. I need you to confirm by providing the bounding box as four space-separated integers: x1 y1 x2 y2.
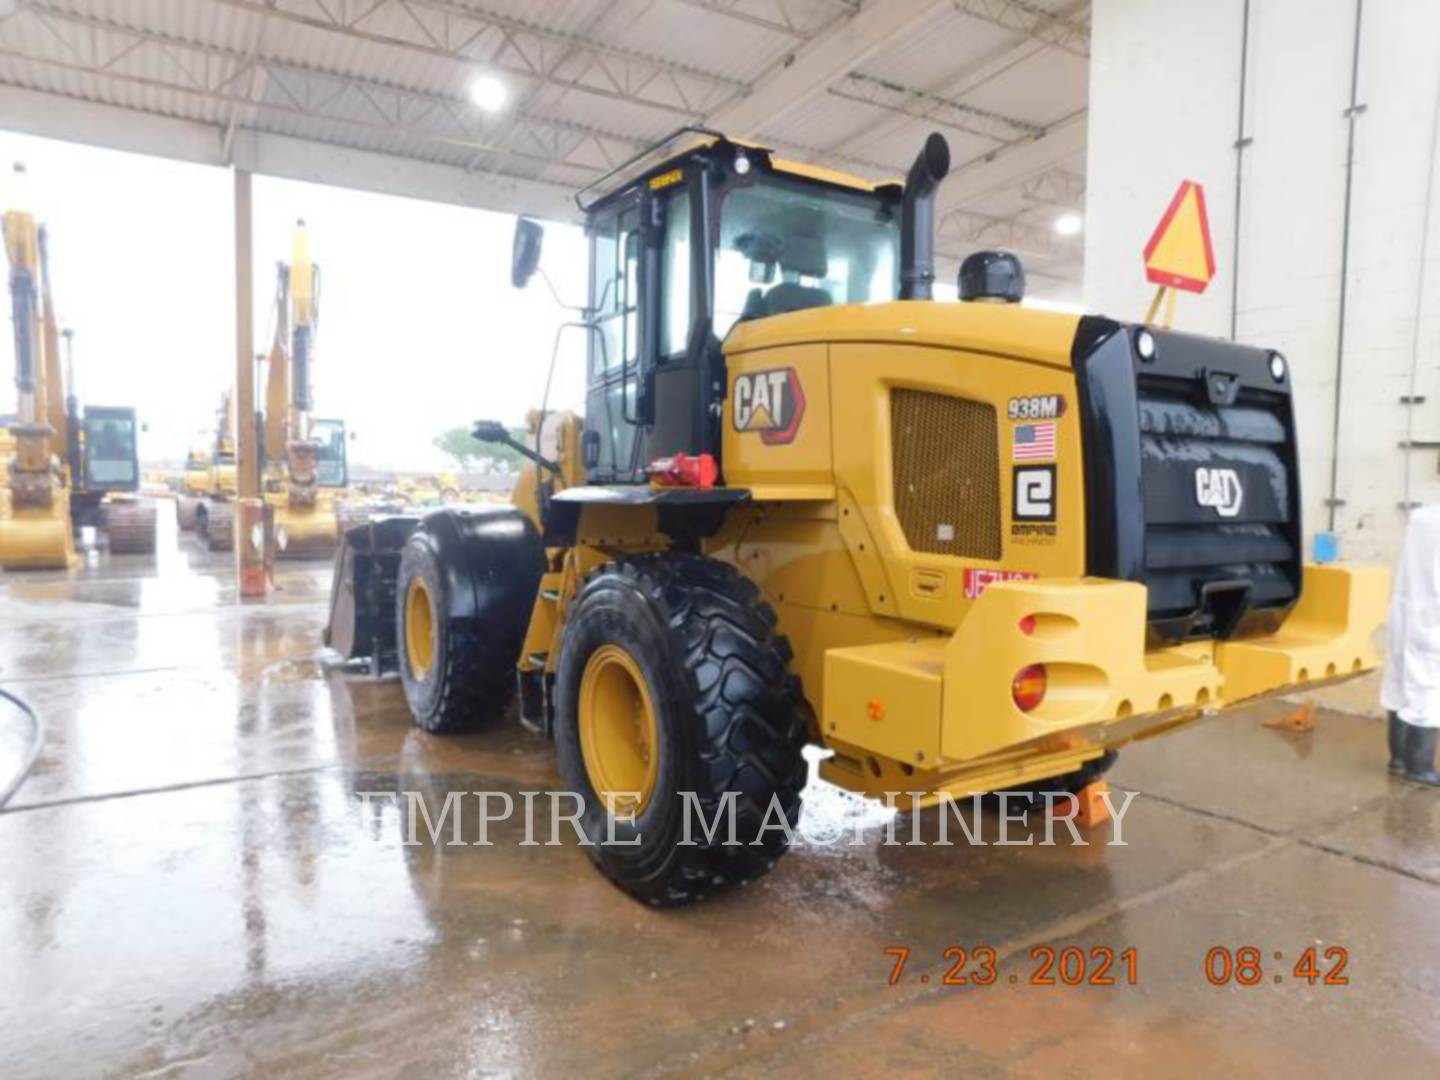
1 1 1438 1076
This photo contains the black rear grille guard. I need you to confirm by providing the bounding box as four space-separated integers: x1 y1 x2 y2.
1072 317 1302 643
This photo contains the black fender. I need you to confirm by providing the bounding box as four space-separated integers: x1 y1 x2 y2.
544 485 751 547
412 506 547 629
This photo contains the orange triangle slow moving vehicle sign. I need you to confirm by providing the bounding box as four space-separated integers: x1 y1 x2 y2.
1143 180 1216 293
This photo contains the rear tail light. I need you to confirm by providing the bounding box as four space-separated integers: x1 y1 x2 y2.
1012 664 1047 712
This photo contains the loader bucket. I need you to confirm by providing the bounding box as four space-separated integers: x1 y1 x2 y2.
324 514 419 675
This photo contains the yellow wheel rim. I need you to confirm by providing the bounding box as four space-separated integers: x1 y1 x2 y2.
578 644 659 816
404 577 435 679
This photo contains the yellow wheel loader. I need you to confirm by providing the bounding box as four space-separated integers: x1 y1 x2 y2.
327 130 1388 906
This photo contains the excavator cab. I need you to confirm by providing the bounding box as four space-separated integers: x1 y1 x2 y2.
311 418 348 488
80 406 140 493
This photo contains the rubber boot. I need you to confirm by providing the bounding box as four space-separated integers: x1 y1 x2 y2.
1388 711 1407 773
1402 724 1440 788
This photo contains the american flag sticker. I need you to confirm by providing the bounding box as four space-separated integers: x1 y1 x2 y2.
1013 422 1057 462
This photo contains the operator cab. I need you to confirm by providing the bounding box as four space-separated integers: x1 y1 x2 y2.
310 417 348 488
80 406 140 493
563 132 906 484
508 129 952 497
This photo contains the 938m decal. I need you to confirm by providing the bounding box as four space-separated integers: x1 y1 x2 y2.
732 367 806 445
1007 394 1066 421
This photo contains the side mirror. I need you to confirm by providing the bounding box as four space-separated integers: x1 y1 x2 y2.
511 217 544 289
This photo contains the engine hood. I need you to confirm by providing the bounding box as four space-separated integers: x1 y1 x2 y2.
722 299 1083 369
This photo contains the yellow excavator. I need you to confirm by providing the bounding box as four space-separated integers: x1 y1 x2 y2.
59 328 157 555
259 221 349 558
177 447 209 521
176 391 238 550
1 164 154 569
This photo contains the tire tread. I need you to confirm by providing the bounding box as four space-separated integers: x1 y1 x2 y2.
576 553 808 906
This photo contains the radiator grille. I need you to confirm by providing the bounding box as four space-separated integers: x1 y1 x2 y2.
1137 379 1298 627
891 389 1001 559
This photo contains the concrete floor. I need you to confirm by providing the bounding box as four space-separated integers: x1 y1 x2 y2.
2 507 1438 1078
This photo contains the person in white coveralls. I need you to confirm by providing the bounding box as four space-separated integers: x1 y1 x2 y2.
1382 505 1440 787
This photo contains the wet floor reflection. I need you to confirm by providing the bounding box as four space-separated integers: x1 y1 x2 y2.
2 517 1437 1075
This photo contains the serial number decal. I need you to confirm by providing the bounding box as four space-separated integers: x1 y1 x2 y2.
885 945 1139 987
1008 394 1066 421
963 567 1036 600
732 367 806 445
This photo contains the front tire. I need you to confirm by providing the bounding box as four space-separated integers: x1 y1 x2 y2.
395 531 521 733
554 554 808 906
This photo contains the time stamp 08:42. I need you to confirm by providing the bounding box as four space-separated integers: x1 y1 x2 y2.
884 944 1351 988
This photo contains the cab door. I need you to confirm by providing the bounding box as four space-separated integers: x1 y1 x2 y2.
584 179 700 484
585 196 645 483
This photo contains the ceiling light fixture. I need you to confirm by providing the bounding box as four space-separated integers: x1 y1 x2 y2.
1054 212 1083 237
469 75 508 112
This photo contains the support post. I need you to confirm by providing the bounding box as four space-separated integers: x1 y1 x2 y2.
233 168 264 595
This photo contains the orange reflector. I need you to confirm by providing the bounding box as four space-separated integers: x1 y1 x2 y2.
1012 664 1047 712
1018 614 1036 636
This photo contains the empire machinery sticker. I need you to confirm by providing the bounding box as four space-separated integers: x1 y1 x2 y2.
1012 464 1058 543
732 367 806 445
963 567 1037 600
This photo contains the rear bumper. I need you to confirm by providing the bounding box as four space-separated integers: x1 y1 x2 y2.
820 564 1388 801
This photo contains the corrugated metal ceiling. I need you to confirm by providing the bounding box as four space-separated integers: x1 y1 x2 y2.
0 0 1089 292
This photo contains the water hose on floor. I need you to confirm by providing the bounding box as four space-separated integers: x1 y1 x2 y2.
0 686 44 811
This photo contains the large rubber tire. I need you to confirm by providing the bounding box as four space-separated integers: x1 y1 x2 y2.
554 554 808 907
395 529 522 733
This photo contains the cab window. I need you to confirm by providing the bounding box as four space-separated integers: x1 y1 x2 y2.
661 188 691 357
713 176 897 338
589 204 639 379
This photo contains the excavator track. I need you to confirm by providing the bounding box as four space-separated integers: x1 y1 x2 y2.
176 496 201 531
203 500 234 551
105 498 158 556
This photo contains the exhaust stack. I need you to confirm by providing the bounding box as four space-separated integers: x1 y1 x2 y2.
899 133 951 301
